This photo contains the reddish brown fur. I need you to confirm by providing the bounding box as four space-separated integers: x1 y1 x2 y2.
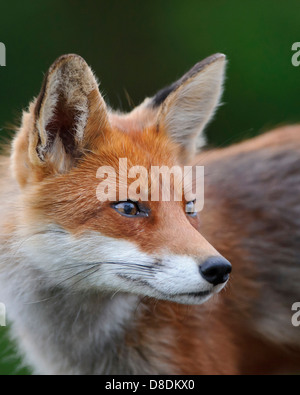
134 126 300 374
2 53 300 374
19 123 300 374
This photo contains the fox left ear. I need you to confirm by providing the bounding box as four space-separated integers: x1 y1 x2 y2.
29 54 110 174
153 54 226 162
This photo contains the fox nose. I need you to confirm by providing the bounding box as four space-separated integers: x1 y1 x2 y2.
200 257 232 286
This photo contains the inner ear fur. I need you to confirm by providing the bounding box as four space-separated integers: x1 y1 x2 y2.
152 54 227 163
30 54 110 172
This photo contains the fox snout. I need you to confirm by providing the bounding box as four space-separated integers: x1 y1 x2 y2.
199 256 232 286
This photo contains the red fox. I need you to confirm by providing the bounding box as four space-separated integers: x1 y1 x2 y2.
0 53 299 375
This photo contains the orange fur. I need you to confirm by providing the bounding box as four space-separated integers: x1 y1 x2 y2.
1 54 300 375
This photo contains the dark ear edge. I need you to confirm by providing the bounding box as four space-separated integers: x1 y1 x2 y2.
151 53 225 108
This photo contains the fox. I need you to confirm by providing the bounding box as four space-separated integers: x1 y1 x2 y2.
0 53 299 375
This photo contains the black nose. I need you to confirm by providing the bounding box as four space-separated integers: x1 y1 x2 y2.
200 257 232 286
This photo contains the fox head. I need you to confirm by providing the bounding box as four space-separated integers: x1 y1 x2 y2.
11 53 230 305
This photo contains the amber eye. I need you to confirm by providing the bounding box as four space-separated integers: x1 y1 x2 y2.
185 200 197 217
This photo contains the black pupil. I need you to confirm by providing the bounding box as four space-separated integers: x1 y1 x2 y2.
124 202 135 215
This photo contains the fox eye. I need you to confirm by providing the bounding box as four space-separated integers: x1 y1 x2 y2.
113 201 138 216
112 201 150 218
185 200 197 217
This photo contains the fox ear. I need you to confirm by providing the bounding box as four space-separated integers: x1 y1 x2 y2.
29 54 110 173
153 54 226 162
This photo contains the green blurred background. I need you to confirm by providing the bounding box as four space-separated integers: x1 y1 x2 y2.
0 0 299 375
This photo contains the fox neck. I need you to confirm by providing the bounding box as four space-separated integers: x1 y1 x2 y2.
5 271 156 374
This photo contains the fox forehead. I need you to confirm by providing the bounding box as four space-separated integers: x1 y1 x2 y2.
90 121 181 167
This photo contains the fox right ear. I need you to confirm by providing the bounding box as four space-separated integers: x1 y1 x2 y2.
13 54 110 185
151 54 226 163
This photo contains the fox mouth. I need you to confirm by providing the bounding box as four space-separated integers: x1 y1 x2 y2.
157 289 213 304
117 274 213 302
169 290 211 298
